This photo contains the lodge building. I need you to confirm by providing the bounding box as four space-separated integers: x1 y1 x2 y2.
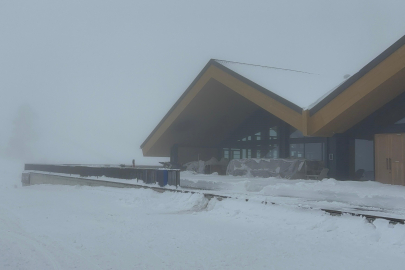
141 35 405 186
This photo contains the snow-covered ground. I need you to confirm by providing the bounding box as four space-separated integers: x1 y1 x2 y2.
180 172 405 219
2 159 405 269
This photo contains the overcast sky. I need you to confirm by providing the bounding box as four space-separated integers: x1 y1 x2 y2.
1 0 405 165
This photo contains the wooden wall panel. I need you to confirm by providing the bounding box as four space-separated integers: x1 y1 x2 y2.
390 134 405 186
375 133 405 186
375 134 392 184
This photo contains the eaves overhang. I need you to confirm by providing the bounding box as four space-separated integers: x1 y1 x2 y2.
310 34 405 116
141 34 405 156
307 34 405 136
140 59 305 157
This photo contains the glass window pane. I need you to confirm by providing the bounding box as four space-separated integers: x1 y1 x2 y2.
256 150 261 158
265 144 279 158
305 143 323 160
255 132 261 141
223 149 229 159
290 128 304 138
232 148 240 159
355 139 374 180
242 149 246 159
290 143 304 158
247 149 251 158
269 126 278 140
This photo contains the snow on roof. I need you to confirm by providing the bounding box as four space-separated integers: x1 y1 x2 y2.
215 60 345 109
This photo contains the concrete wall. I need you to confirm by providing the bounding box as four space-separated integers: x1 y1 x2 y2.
28 173 143 189
21 172 222 198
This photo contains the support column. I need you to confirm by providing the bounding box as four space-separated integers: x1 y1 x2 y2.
327 134 350 180
170 144 179 165
279 121 290 158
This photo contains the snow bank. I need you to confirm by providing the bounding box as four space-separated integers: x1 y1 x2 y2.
180 172 405 218
183 157 228 174
226 158 307 178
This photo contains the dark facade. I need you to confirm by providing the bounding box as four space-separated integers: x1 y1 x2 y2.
169 91 405 182
328 91 405 181
217 109 326 163
143 35 405 185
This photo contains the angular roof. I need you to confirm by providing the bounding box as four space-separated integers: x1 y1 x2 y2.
141 34 405 157
310 34 405 116
215 60 344 109
140 60 305 156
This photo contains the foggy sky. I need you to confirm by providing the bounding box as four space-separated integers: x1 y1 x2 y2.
1 0 405 165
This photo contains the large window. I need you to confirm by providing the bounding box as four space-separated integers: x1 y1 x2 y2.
223 149 229 159
231 148 240 159
289 128 325 161
222 124 280 160
241 149 252 159
355 139 374 180
305 143 323 160
269 127 278 140
290 143 304 158
265 144 279 158
222 148 254 159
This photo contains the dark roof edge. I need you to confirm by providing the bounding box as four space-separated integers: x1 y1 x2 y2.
211 60 303 113
140 59 303 149
309 34 405 116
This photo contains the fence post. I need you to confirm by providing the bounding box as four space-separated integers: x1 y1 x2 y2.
176 170 180 188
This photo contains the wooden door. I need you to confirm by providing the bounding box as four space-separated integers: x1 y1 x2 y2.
375 134 392 184
390 134 405 186
375 133 405 185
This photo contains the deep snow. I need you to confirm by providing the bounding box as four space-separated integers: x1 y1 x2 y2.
180 172 405 219
1 159 405 269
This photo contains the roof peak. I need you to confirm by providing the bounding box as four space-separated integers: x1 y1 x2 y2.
213 59 318 75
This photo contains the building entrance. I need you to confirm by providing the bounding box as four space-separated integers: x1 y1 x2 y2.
375 133 405 185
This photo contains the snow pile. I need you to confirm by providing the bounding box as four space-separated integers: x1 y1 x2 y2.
184 160 206 174
226 158 306 178
180 172 405 218
183 157 228 174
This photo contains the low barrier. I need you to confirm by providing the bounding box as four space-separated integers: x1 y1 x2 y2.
24 164 180 187
21 172 404 225
21 172 229 201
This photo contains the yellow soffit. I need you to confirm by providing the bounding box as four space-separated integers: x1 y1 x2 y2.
142 64 304 155
308 42 405 136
